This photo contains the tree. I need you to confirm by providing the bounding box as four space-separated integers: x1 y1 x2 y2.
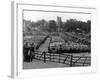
48 20 57 32
63 19 91 33
63 19 78 32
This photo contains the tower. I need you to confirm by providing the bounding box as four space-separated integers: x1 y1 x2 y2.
57 16 62 32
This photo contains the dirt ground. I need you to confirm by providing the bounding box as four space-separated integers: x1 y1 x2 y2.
23 59 69 69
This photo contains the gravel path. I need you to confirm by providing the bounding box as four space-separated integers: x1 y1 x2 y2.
38 37 51 52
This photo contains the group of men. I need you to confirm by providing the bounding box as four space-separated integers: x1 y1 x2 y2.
23 42 35 62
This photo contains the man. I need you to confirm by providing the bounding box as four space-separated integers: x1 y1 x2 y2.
30 43 35 62
23 42 29 61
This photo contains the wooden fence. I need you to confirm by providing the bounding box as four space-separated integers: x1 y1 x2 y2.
33 51 91 67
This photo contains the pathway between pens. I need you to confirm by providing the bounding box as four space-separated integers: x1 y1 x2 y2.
38 37 51 52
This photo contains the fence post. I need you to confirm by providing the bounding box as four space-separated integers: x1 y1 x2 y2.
53 53 54 62
70 54 73 67
50 53 51 62
83 57 87 66
59 53 60 63
43 51 46 63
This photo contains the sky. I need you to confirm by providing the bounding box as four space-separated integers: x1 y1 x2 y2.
23 10 91 22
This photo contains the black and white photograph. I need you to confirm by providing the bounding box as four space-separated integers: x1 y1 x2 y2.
23 10 91 69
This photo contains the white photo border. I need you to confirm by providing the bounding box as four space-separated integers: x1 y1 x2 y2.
11 2 97 78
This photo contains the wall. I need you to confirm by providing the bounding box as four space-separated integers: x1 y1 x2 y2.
0 0 100 80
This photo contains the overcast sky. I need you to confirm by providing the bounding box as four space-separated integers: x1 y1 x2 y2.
24 11 91 22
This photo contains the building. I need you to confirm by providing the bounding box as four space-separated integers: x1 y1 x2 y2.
56 16 63 32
